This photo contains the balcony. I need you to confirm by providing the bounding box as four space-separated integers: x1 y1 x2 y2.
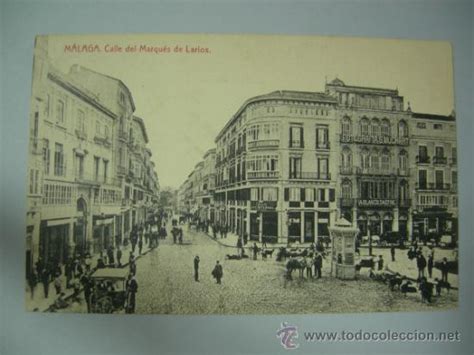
415 182 451 191
94 135 111 148
247 171 279 180
289 172 331 180
397 168 409 176
357 198 397 208
416 155 430 164
433 156 447 165
339 198 354 208
340 135 409 146
356 167 396 176
76 173 101 186
248 139 280 150
315 142 330 150
339 166 353 175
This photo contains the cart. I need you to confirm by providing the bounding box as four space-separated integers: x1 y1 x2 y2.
89 268 130 314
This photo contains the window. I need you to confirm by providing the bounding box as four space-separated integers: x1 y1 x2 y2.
262 187 278 201
381 119 391 136
398 120 408 137
399 150 408 171
29 169 40 195
317 157 329 179
43 139 50 175
305 188 315 201
289 125 304 148
361 149 370 169
250 188 259 201
76 109 85 133
435 146 444 158
54 143 64 176
318 188 326 202
316 126 329 149
360 117 369 136
371 118 380 136
342 180 352 198
417 122 426 129
75 154 84 179
381 151 390 171
56 100 64 123
104 125 109 140
341 116 351 137
418 170 427 189
434 124 443 130
435 170 444 189
370 151 380 170
289 156 302 178
103 159 108 183
452 171 457 188
341 148 352 168
94 156 100 181
289 187 301 201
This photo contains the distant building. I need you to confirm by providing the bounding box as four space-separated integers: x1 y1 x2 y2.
409 112 457 239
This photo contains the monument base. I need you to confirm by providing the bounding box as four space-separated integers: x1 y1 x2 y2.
332 263 356 280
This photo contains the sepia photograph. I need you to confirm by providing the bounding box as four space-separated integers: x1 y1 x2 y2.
25 33 459 315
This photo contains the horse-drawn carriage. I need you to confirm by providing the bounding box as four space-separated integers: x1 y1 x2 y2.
89 268 130 314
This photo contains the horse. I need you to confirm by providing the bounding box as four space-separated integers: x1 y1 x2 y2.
286 258 306 280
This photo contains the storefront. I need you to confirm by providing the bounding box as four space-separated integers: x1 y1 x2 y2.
39 220 70 265
92 216 114 254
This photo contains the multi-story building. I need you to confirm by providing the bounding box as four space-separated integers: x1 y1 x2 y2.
214 90 339 244
326 78 413 238
409 112 457 239
26 38 159 276
195 149 216 223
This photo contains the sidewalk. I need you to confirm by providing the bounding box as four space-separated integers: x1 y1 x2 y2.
204 229 314 250
26 239 155 312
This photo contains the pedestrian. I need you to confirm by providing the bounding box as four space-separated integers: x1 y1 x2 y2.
355 238 360 256
304 257 313 279
419 277 433 303
65 260 73 289
172 227 178 244
28 270 37 299
224 224 228 238
138 238 143 255
220 225 224 239
212 224 218 239
194 255 200 282
314 252 323 279
178 227 183 244
54 273 62 295
390 244 396 262
107 246 115 266
116 247 122 267
80 272 92 313
72 278 81 302
41 267 50 298
96 257 106 269
427 254 434 278
440 257 449 282
377 255 384 271
252 243 259 260
129 260 137 276
126 274 138 313
416 253 427 280
212 261 223 284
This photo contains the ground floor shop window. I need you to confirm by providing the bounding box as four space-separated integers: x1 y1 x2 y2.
39 223 70 265
288 212 301 242
262 212 278 243
304 212 315 243
250 213 259 241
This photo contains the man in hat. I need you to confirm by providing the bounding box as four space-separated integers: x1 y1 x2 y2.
194 255 200 282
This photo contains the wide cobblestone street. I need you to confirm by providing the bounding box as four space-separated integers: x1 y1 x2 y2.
122 226 457 315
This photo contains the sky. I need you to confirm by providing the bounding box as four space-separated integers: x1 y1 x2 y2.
45 34 454 189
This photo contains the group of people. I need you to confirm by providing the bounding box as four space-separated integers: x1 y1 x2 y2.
193 255 224 284
407 245 450 283
211 223 229 239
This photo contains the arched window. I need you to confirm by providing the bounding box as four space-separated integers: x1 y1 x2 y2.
371 118 380 136
342 116 352 137
360 117 369 136
341 147 352 168
381 118 391 136
381 149 390 171
342 179 352 198
399 150 408 173
361 147 370 169
399 180 409 201
398 120 408 138
370 148 380 170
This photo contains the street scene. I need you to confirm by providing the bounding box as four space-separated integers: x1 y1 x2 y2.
25 34 459 314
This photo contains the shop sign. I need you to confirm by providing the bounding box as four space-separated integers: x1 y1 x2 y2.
357 199 396 208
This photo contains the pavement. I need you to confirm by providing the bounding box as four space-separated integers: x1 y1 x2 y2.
25 237 154 312
55 224 457 314
205 227 459 289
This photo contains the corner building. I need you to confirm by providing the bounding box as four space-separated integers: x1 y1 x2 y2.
326 79 412 238
215 91 339 244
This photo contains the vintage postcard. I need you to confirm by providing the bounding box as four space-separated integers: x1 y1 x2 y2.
25 34 458 314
